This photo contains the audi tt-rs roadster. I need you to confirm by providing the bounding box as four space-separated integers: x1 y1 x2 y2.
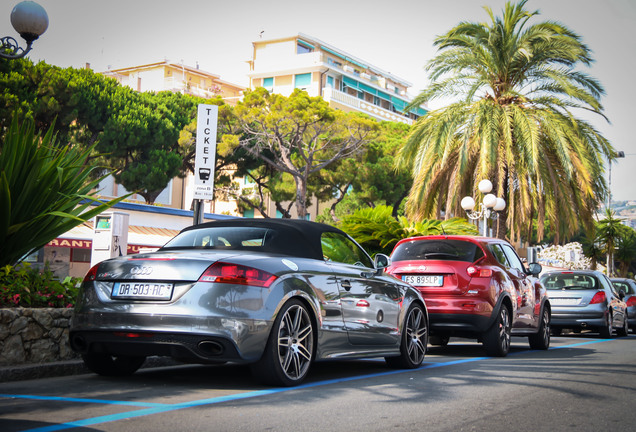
70 219 428 386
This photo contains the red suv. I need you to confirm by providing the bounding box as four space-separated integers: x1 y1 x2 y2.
386 235 550 356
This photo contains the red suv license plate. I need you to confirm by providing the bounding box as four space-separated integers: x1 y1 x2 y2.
402 275 444 287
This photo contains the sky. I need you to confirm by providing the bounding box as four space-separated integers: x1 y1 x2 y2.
4 0 636 202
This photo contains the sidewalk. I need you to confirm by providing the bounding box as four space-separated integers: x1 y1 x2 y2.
0 357 179 383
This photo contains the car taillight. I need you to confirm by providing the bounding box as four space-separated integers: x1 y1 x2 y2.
467 266 493 278
590 291 606 304
356 299 370 307
199 262 277 288
626 297 636 307
83 264 99 282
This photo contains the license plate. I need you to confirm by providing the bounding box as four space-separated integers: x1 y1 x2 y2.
402 275 444 287
112 282 173 300
550 297 580 305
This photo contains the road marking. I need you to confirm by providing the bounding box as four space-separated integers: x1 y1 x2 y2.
3 337 620 432
0 393 168 407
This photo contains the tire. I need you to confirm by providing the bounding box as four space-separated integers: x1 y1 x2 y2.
251 299 315 386
482 305 511 357
599 312 614 339
385 303 427 369
529 307 551 350
617 315 629 337
429 335 450 346
82 353 145 376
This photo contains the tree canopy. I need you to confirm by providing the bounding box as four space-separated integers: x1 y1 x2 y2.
399 0 614 243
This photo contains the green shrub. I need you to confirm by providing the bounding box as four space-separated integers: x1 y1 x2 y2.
0 263 81 308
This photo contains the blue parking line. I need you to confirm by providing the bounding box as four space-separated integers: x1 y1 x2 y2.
9 337 618 432
0 393 168 407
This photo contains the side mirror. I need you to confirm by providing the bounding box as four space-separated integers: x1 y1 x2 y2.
527 262 542 276
374 253 391 270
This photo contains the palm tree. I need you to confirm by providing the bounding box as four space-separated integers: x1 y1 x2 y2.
598 209 627 276
399 0 614 242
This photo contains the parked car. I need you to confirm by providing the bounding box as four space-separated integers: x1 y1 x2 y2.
540 270 628 337
70 219 428 386
385 235 550 357
610 278 636 333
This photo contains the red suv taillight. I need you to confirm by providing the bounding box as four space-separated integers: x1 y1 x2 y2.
199 262 277 288
590 291 606 304
626 297 636 307
83 264 99 282
467 266 493 278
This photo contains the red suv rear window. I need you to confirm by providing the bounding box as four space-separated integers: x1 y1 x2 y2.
392 239 484 263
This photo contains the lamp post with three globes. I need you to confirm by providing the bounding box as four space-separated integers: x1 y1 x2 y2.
461 179 506 237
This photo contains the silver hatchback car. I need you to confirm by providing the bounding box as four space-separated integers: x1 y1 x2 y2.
540 270 628 337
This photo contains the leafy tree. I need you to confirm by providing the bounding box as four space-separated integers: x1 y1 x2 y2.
316 121 412 221
232 88 378 219
97 91 203 204
399 0 613 242
338 205 478 256
615 228 636 277
0 115 126 267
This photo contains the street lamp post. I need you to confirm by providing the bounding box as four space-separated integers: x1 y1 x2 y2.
1 1 48 60
461 179 506 237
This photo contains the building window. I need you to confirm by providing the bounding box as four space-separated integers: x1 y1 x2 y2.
294 73 311 89
326 76 334 88
263 77 274 91
297 42 313 54
243 208 255 218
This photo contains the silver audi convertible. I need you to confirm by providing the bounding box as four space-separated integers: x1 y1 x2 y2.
70 219 428 386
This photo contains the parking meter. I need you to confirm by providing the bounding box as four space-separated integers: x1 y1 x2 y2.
91 212 129 266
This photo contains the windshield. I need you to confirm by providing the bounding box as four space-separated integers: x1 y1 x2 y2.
540 274 600 290
391 239 484 263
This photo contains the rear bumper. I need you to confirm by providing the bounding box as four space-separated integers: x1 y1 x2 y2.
425 296 498 336
550 307 606 329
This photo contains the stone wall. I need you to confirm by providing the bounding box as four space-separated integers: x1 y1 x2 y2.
0 308 79 366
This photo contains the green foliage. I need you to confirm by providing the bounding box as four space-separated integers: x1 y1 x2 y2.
337 205 478 256
233 88 378 218
0 263 81 308
0 115 127 267
400 0 612 242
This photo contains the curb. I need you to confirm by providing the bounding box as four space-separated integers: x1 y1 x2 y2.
0 357 180 383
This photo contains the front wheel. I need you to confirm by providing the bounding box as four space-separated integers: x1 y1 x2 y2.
82 353 145 376
482 305 511 357
385 303 427 369
251 299 315 386
528 307 551 350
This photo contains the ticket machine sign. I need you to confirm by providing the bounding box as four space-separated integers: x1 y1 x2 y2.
193 104 218 200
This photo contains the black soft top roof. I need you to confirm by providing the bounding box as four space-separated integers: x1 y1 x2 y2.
172 219 347 260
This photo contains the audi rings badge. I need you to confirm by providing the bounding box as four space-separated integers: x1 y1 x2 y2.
130 266 153 276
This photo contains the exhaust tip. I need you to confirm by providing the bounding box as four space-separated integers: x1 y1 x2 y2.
198 340 224 356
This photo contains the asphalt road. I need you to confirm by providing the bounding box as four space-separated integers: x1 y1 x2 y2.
1 334 635 432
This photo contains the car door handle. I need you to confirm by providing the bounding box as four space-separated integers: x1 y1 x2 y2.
341 280 352 291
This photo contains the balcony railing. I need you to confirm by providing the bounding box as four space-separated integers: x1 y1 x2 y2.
322 87 413 125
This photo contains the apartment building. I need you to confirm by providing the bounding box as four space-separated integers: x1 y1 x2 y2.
248 33 427 125
102 60 244 104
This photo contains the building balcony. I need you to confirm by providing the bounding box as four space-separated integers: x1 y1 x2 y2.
322 87 413 125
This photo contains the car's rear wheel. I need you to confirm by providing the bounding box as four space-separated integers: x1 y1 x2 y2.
429 335 450 346
528 307 551 350
251 299 315 386
482 305 511 357
81 353 146 376
617 315 629 337
385 303 427 369
599 312 614 338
